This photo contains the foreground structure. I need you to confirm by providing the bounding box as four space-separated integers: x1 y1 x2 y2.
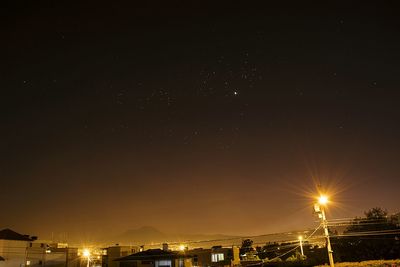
113 245 241 267
0 228 82 267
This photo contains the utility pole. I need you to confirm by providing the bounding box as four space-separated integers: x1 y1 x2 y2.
314 195 334 267
321 204 334 267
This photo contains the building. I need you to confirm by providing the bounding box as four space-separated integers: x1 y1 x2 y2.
188 246 240 267
26 241 47 266
44 245 81 267
0 228 83 267
116 249 193 267
102 245 141 267
0 228 34 267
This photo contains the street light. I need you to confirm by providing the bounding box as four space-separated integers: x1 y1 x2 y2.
314 195 334 267
82 249 91 267
318 195 328 205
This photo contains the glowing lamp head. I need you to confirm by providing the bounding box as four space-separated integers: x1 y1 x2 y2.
83 249 90 257
298 236 303 241
318 195 328 205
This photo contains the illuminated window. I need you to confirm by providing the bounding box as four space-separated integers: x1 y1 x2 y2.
26 261 31 266
155 260 172 267
211 253 224 262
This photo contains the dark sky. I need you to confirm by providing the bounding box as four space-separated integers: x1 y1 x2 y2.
1 2 400 241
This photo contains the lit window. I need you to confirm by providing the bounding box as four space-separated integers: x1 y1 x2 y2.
26 261 31 266
211 253 224 262
155 260 172 267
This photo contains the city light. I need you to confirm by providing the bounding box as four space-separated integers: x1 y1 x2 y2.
298 236 304 256
83 249 91 257
318 195 328 205
82 249 91 267
179 245 186 251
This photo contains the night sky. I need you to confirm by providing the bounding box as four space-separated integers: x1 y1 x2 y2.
2 2 400 242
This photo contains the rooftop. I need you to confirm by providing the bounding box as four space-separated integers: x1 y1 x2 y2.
0 229 32 241
117 249 191 261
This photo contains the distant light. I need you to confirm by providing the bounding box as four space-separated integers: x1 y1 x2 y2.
233 91 238 96
318 195 328 205
298 236 303 240
83 249 90 257
179 245 185 251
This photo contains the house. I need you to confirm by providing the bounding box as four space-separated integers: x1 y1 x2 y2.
102 245 141 267
44 245 81 267
26 241 47 266
188 246 240 267
0 228 33 267
116 249 193 267
0 228 83 267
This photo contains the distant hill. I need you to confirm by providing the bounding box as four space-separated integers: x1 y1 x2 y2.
105 226 328 248
114 226 167 244
111 226 239 245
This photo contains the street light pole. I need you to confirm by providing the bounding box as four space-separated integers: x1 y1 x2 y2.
320 205 334 267
314 195 334 267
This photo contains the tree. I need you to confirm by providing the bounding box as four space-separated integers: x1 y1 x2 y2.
241 239 254 252
365 207 388 219
285 251 307 262
240 239 260 261
332 207 400 262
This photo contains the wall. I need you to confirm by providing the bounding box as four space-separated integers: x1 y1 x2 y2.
0 239 29 267
119 257 192 267
189 247 239 267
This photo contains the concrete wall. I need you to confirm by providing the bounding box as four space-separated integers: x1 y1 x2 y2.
0 240 81 267
44 248 81 267
0 239 29 267
26 242 46 266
